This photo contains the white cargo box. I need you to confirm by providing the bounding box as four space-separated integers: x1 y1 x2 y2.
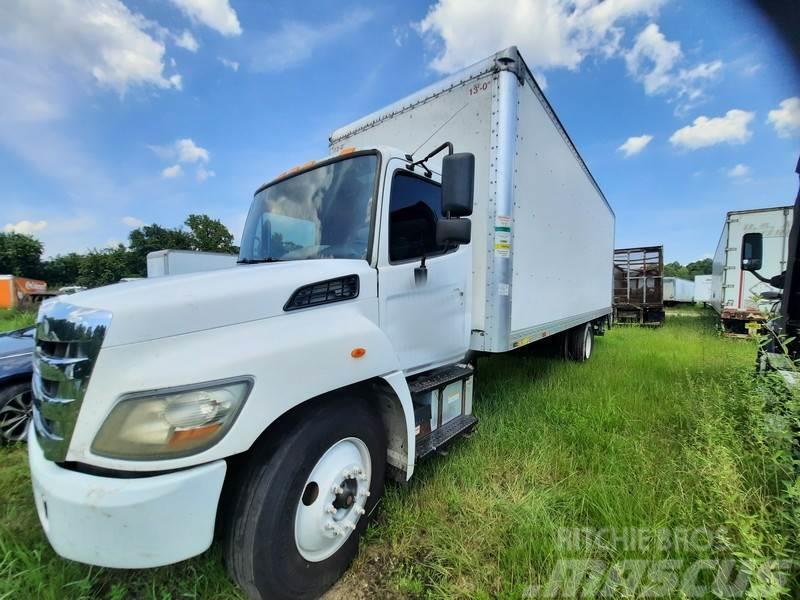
663 277 695 303
693 275 713 303
711 206 793 314
331 47 614 353
146 250 238 278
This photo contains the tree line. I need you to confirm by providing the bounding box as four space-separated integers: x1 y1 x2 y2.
0 214 238 289
663 258 712 280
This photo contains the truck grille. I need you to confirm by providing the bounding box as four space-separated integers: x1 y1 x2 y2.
32 302 111 462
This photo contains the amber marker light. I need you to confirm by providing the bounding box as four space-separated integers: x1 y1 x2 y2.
351 347 366 358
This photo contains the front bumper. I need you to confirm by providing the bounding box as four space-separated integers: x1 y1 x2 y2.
28 430 227 568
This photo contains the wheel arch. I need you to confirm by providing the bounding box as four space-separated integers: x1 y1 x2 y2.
227 373 415 483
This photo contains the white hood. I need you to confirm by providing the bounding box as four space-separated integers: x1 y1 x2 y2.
59 260 375 347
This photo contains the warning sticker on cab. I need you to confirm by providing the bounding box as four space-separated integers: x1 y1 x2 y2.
494 215 512 257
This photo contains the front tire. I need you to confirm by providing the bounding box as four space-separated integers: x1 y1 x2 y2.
223 397 386 600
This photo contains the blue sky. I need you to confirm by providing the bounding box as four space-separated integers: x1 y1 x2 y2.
0 0 798 264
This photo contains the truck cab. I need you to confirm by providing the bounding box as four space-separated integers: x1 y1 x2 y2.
29 146 478 598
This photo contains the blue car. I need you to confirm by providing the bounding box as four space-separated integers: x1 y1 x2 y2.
0 326 35 442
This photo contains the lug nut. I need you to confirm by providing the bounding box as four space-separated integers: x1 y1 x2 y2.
355 506 365 515
332 485 344 494
325 505 336 514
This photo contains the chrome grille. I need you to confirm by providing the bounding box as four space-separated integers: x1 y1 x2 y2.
32 302 111 462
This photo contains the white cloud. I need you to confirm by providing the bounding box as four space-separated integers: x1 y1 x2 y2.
177 138 209 162
162 164 183 178
3 220 47 235
0 0 182 96
175 30 199 52
767 97 800 138
618 134 653 157
415 0 664 74
669 109 754 150
196 167 216 181
150 138 210 163
625 24 722 113
218 57 239 71
121 216 145 227
169 0 241 36
726 164 750 178
252 11 373 72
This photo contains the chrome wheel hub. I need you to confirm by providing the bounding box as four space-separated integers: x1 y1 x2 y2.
294 437 371 562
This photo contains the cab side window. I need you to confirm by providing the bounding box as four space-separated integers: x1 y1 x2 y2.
388 172 446 262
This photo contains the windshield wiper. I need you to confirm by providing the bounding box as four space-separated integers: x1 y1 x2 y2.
237 257 285 264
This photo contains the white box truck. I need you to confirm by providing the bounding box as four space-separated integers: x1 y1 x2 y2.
663 277 695 304
712 206 793 333
146 250 238 277
28 47 614 600
694 274 713 304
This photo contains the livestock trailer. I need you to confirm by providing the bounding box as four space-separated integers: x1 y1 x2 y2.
612 246 664 325
711 206 793 334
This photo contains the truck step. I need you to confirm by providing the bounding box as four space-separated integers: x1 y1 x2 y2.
416 414 478 461
408 364 474 395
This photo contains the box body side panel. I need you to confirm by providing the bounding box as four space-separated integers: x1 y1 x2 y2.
508 78 614 341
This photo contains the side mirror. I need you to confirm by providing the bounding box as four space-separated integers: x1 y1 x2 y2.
741 232 763 271
442 153 475 217
436 218 471 246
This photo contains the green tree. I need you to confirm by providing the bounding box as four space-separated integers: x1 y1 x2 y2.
127 224 194 276
42 253 83 287
0 232 43 278
185 214 238 253
685 258 712 278
77 245 139 288
663 261 690 279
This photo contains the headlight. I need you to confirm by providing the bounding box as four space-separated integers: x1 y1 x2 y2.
92 378 253 460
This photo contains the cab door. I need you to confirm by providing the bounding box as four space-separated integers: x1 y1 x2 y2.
377 160 471 373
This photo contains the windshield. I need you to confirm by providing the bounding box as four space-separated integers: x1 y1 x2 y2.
239 154 378 262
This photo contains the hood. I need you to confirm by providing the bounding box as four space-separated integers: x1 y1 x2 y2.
0 327 35 360
55 260 375 347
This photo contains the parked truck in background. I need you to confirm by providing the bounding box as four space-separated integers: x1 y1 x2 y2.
0 276 55 309
28 47 614 600
712 206 793 334
613 246 664 325
694 274 713 305
663 277 695 304
146 249 238 278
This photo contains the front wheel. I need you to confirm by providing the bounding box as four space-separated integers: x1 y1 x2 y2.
223 398 386 600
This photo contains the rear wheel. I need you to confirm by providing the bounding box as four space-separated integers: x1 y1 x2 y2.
223 398 386 600
0 383 32 443
567 323 594 361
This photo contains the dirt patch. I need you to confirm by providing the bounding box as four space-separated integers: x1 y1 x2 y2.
323 543 408 600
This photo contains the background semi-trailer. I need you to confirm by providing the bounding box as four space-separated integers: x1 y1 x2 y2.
712 206 793 333
612 246 664 325
663 277 695 304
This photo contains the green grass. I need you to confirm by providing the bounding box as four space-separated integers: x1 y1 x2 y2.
0 309 36 332
0 310 796 599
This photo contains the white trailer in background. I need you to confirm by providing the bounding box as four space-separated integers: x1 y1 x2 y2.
146 250 238 277
712 206 793 333
29 47 614 600
693 274 713 304
663 277 695 304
